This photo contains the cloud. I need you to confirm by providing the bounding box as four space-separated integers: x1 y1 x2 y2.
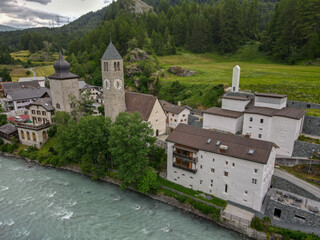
26 0 52 5
0 0 67 28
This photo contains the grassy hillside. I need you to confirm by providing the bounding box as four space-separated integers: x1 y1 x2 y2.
158 44 320 104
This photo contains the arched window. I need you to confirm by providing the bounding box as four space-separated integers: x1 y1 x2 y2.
43 131 47 140
114 62 117 71
32 132 37 142
104 62 108 71
21 130 25 139
117 62 120 71
26 131 30 140
56 103 60 109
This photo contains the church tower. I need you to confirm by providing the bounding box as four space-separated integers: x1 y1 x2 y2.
102 41 126 122
49 51 80 113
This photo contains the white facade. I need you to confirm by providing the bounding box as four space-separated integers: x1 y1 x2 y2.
167 108 190 130
29 105 54 124
147 99 167 136
254 96 287 110
167 142 276 211
222 98 251 112
243 114 304 156
203 114 243 134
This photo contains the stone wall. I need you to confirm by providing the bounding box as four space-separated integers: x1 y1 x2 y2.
276 158 320 167
188 114 203 128
292 140 320 158
287 101 320 109
302 115 320 136
265 190 320 228
155 139 167 151
271 175 320 202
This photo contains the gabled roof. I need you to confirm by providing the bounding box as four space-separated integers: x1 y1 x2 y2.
0 124 17 135
2 81 40 95
8 87 50 101
101 42 122 60
159 100 188 114
78 80 87 90
27 98 54 111
166 124 276 164
203 107 243 119
245 106 305 119
125 91 157 121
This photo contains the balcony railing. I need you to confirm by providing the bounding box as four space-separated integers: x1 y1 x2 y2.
173 152 197 163
16 122 50 130
173 163 197 174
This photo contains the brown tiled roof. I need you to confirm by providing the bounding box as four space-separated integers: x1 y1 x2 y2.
203 107 243 119
274 108 305 120
166 124 275 164
255 93 287 98
245 107 278 117
245 106 305 119
222 95 253 101
159 100 187 114
125 91 157 121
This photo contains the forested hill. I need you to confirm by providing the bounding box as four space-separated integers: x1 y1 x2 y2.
0 25 19 32
0 6 107 52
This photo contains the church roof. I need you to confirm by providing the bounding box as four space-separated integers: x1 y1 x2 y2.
101 42 122 61
125 92 156 121
49 51 78 80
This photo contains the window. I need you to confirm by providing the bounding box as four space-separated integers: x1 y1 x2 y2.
250 117 253 122
200 180 203 184
117 62 120 71
32 132 37 142
56 103 60 109
245 191 248 195
224 171 229 177
294 215 305 221
174 119 177 122
254 169 258 173
225 161 228 165
201 155 203 159
232 163 235 167
20 130 25 139
27 131 30 140
260 119 264 123
31 110 35 114
252 178 257 184
172 114 174 116
274 208 281 218
200 165 202 169
211 179 213 183
114 62 117 71
225 184 228 193
38 117 42 122
258 134 262 138
211 168 215 173
212 158 215 162
190 176 193 179
104 62 108 71
183 114 185 117
180 119 183 122
42 111 46 115
37 110 41 115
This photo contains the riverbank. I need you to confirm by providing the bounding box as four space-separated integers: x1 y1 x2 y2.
1 151 318 240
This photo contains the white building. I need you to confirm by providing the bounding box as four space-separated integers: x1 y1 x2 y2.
203 95 252 134
243 93 305 157
166 124 278 211
159 100 190 133
125 92 167 136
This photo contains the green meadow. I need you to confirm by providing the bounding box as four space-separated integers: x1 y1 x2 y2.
158 44 320 104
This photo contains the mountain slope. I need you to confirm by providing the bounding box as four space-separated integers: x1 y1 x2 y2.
0 24 19 32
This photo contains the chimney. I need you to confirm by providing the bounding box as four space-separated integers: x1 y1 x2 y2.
219 145 228 152
178 101 181 106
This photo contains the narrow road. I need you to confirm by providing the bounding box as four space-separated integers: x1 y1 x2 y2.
26 68 36 77
274 168 320 199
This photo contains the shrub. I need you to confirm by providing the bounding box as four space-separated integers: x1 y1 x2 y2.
251 216 263 231
0 143 10 152
0 138 4 146
18 149 29 158
48 124 57 137
137 167 160 194
29 151 38 160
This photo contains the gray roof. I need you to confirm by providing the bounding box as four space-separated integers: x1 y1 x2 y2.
245 106 305 120
0 124 17 135
78 80 87 90
2 81 40 95
255 93 287 99
8 87 50 101
159 100 187 114
27 97 54 111
49 51 78 80
101 42 122 60
203 107 244 119
166 124 276 164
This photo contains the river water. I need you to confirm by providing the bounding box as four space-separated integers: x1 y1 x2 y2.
0 156 242 240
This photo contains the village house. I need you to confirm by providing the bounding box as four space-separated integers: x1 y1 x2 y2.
160 100 190 134
166 124 278 211
203 92 305 157
17 123 50 148
0 124 18 143
26 98 55 124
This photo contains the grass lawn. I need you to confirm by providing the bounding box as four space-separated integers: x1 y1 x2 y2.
280 165 320 188
158 44 320 104
305 109 320 117
10 50 30 62
38 136 57 155
33 65 55 77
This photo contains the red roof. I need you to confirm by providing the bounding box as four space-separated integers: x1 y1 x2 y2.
7 114 30 123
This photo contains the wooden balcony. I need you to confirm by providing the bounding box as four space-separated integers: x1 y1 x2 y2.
173 162 197 174
173 152 198 163
16 122 50 130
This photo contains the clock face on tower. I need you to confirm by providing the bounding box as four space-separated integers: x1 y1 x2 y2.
114 79 122 90
103 79 110 90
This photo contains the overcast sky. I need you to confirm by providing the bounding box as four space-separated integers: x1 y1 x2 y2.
0 0 110 29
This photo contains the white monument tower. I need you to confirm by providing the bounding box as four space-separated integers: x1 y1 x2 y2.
232 65 240 92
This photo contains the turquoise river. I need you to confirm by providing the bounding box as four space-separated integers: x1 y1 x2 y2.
0 155 243 240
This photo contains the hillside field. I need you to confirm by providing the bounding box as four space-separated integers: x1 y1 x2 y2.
158 44 320 104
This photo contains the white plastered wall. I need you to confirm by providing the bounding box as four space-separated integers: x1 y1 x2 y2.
203 114 243 134
148 99 167 136
222 99 250 112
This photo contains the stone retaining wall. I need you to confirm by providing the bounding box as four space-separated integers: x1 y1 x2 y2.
302 115 320 136
292 140 320 158
271 175 320 202
287 101 320 109
276 158 320 167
